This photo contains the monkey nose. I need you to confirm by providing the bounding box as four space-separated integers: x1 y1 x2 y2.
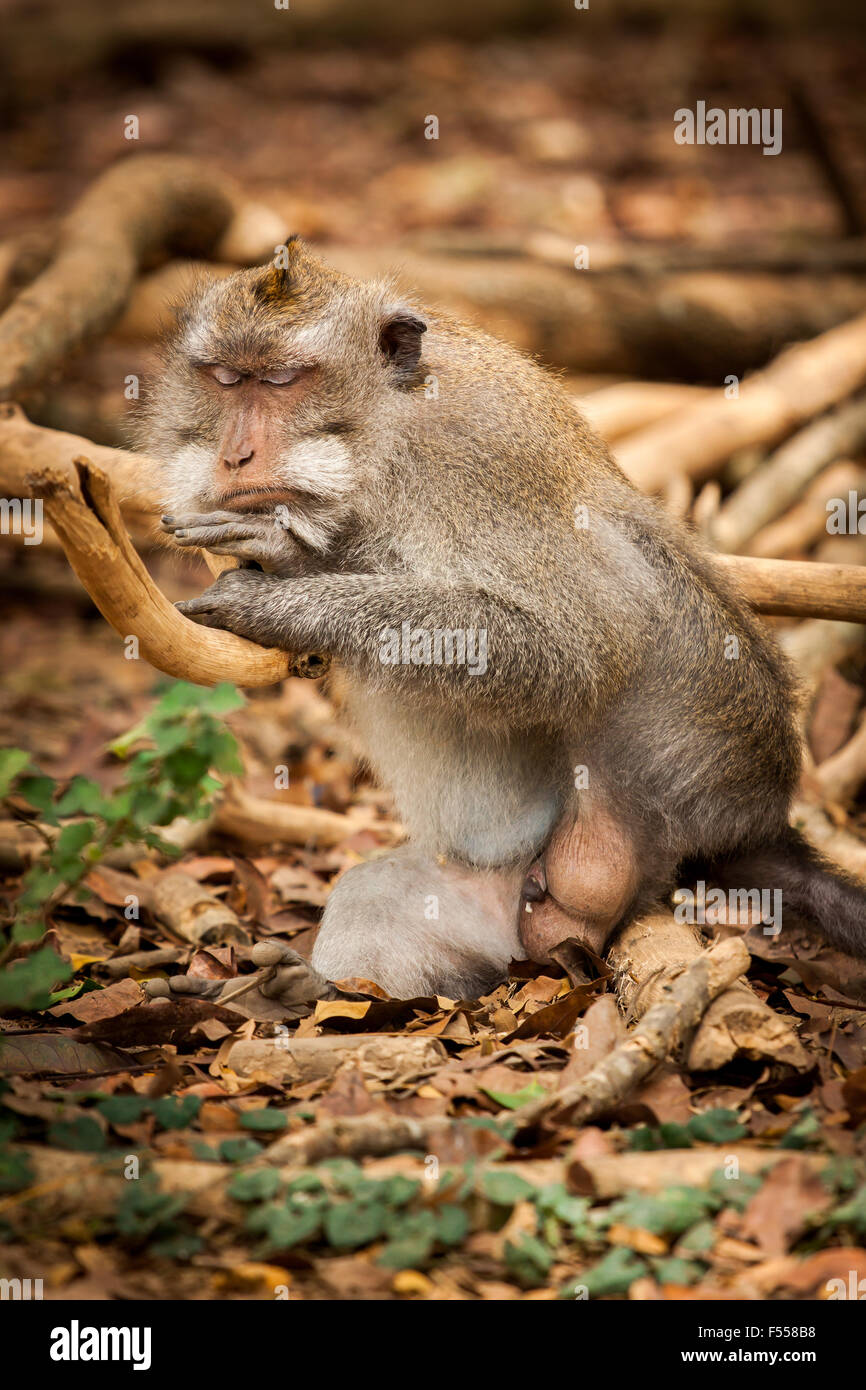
223 448 255 470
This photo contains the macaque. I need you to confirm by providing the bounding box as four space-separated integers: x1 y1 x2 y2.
142 239 866 998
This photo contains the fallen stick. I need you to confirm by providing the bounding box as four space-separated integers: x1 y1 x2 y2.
263 1113 456 1166
4 1143 843 1239
744 462 864 560
0 156 258 401
575 382 711 442
569 1148 831 1200
608 910 809 1072
2 1148 565 1229
509 937 751 1131
779 619 866 692
223 1033 447 1085
614 313 866 492
102 947 183 978
213 780 395 848
793 798 866 880
145 870 251 947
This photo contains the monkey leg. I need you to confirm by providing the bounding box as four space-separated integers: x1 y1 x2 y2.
311 846 526 999
519 803 642 962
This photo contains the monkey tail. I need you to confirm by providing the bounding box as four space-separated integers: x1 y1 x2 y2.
706 825 866 958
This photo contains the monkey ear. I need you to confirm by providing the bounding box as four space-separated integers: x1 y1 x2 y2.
379 313 427 379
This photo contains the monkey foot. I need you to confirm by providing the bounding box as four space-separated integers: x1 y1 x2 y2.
143 941 335 1021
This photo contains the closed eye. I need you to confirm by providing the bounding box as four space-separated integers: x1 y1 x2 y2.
211 365 242 386
261 368 302 386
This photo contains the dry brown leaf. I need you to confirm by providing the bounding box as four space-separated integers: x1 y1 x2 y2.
47 977 142 1023
739 1155 833 1255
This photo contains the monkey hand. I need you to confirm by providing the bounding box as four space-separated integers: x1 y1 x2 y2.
176 566 286 644
162 511 305 576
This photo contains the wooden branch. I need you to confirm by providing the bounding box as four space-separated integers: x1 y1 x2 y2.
7 417 866 694
575 382 711 442
814 717 866 803
615 312 866 492
28 457 312 688
0 403 159 538
779 620 866 692
745 462 864 560
571 1149 829 1200
265 1113 455 1167
223 1033 446 1085
719 554 866 623
793 798 866 881
0 156 253 401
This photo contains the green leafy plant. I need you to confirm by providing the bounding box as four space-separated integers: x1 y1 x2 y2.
0 681 244 1012
627 1108 747 1151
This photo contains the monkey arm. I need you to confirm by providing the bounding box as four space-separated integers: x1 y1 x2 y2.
177 565 603 721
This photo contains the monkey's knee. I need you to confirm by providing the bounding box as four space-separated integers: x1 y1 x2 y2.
519 805 640 962
312 847 523 999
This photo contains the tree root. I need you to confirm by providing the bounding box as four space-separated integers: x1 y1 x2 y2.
608 910 809 1072
0 155 262 401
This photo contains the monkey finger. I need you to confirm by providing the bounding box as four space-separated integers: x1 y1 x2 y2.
170 523 265 547
175 598 226 623
144 974 225 1000
161 511 249 531
259 961 334 1004
176 594 216 615
177 608 231 630
187 539 278 566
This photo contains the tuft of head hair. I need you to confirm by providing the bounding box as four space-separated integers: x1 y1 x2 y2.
256 234 302 304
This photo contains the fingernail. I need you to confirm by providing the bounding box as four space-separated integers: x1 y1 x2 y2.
161 515 174 523
174 529 187 538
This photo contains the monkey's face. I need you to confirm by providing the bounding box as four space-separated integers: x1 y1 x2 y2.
142 244 426 556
